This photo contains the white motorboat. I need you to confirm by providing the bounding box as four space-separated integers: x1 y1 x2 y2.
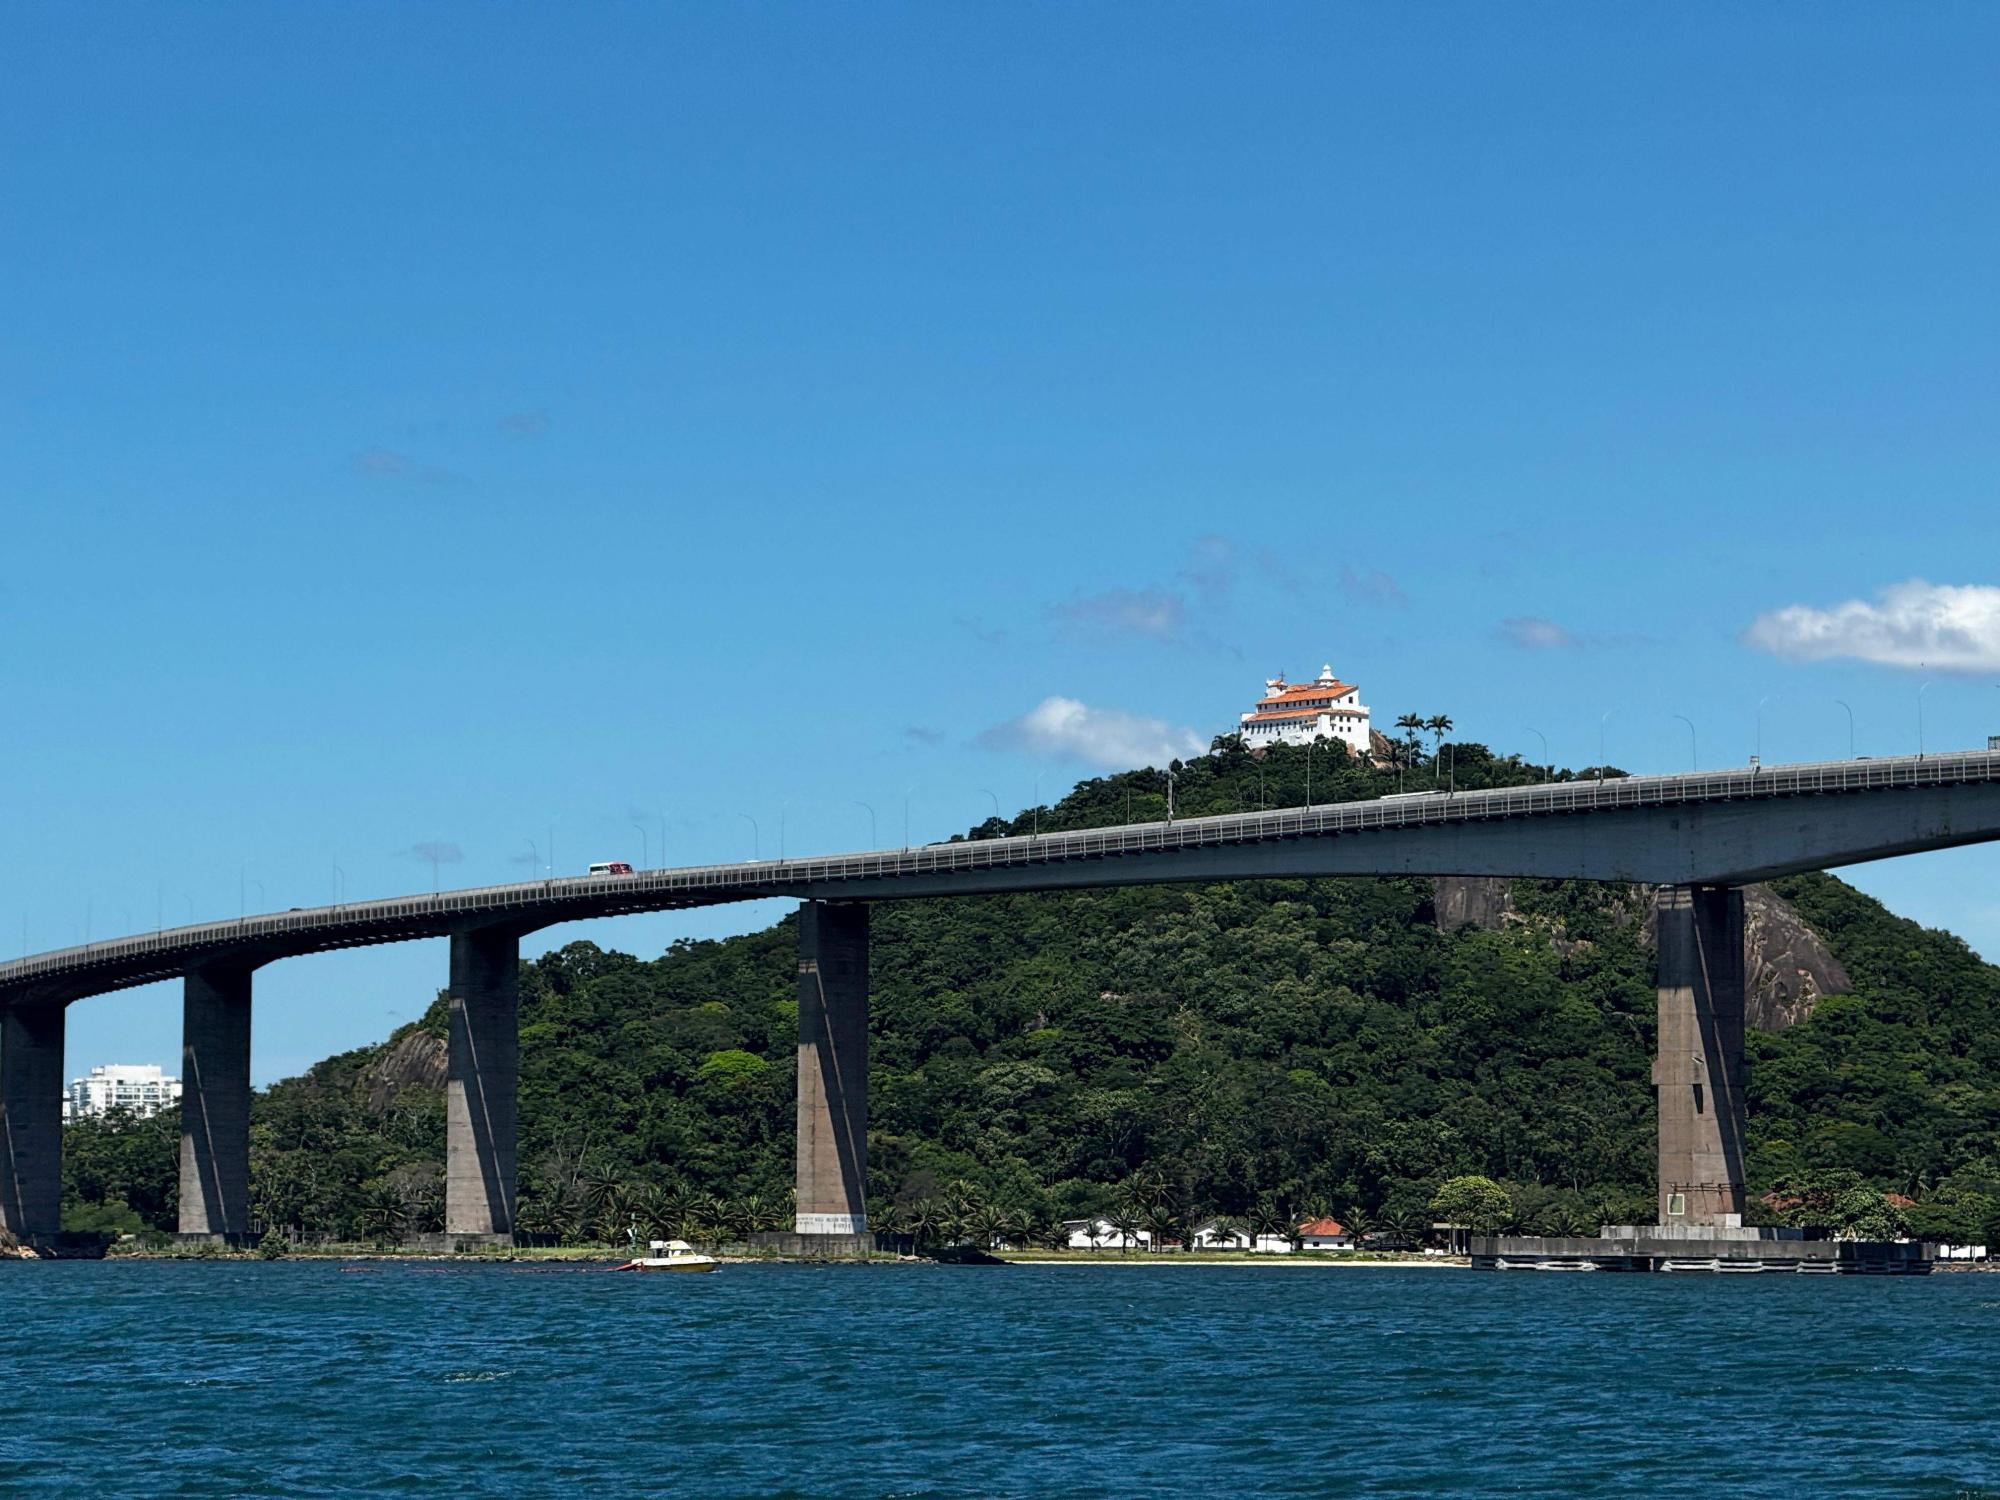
613 1238 719 1273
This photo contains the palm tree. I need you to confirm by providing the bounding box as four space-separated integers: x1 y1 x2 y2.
904 1198 938 1252
1203 1214 1241 1252
1382 1207 1427 1250
1247 1200 1289 1254
1108 1210 1141 1254
1394 714 1425 791
1425 714 1454 780
687 1191 727 1244
1343 1207 1375 1251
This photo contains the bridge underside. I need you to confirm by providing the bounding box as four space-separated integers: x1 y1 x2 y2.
805 781 2000 901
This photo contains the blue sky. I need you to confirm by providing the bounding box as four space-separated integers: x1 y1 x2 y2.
6 3 2000 1083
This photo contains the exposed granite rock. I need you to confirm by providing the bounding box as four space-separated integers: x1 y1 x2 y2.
361 1028 447 1111
1432 877 1848 1032
1432 875 1516 933
1739 884 1850 1032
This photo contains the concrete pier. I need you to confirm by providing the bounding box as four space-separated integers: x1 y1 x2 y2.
1654 884 1746 1225
178 967 255 1242
446 926 520 1240
0 1004 65 1245
795 902 869 1237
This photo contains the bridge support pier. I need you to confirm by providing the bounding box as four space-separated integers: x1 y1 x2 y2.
1653 885 1746 1226
795 902 869 1244
447 926 519 1242
0 1004 64 1246
179 967 255 1244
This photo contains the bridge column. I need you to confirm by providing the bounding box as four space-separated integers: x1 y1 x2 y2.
1 1004 65 1246
795 901 869 1241
179 967 254 1243
1653 885 1747 1226
446 926 519 1242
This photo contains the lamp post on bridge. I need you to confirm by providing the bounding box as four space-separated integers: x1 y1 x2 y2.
1672 715 1697 772
631 821 650 870
1835 700 1855 760
1755 695 1779 765
1524 726 1549 771
977 789 1000 833
1918 678 1934 758
738 813 760 862
852 801 877 850
1599 710 1615 783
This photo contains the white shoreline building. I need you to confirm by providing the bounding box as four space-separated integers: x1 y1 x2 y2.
1238 665 1372 755
65 1063 181 1122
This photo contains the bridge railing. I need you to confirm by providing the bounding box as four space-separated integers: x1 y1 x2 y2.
6 749 1998 995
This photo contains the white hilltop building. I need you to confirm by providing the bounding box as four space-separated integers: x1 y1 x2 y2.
1238 665 1372 755
64 1063 181 1122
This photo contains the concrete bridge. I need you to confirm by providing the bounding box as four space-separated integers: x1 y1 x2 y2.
5 750 1999 1248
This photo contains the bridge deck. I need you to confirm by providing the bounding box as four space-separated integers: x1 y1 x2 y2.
5 750 1999 1007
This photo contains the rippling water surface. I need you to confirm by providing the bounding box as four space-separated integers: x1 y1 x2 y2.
3 1261 1997 1497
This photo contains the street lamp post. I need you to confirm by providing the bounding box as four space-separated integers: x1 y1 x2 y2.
631 821 650 869
1918 679 1934 757
852 801 877 850
737 813 760 861
903 785 918 851
1756 695 1778 764
1524 726 1549 769
524 838 542 880
1834 700 1855 760
1599 710 1614 783
1672 715 1697 772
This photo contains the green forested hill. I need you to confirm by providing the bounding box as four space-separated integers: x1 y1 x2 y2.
58 737 2000 1245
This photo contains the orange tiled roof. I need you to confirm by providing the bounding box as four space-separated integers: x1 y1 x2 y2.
1245 707 1364 723
1297 1217 1346 1237
1259 679 1355 706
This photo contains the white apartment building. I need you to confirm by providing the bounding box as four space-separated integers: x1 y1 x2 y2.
66 1063 181 1121
1238 665 1372 755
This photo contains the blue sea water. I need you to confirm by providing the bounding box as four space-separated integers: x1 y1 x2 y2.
2 1261 1997 1498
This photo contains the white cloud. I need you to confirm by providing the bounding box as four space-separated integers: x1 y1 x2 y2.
1047 587 1188 643
1498 616 1579 650
1744 580 2000 672
980 696 1206 768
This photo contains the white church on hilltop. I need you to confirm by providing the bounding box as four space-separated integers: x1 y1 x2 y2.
1239 665 1373 755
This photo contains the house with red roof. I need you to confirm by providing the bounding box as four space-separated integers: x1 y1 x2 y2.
1297 1217 1354 1250
1238 666 1372 757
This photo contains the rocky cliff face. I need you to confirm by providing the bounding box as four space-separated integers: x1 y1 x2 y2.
1738 884 1851 1031
1432 876 1848 1033
361 1028 448 1111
